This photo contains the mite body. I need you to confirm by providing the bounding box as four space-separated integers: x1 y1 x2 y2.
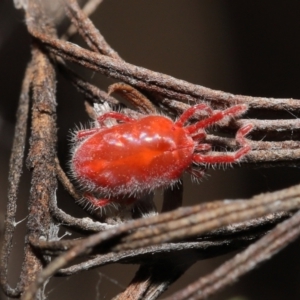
71 104 252 207
72 115 194 196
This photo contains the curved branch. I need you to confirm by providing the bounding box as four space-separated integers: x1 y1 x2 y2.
26 27 300 111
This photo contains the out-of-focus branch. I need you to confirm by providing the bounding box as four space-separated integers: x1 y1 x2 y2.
0 60 33 298
165 209 300 300
56 236 262 276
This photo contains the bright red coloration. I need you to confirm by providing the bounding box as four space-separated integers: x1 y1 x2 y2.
71 104 253 207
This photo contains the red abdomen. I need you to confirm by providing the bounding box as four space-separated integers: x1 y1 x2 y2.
72 116 194 196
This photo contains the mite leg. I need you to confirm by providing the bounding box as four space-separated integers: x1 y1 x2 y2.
192 146 250 164
195 144 212 152
77 112 136 139
236 123 253 145
97 112 135 126
186 104 248 135
192 123 253 164
187 167 206 180
83 192 137 208
76 128 100 139
175 104 213 127
191 130 206 142
83 193 111 207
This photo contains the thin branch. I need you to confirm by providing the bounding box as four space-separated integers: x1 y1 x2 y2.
108 83 157 114
204 211 290 237
49 202 115 231
56 237 260 276
64 0 120 58
63 0 104 41
57 63 119 105
0 60 33 298
236 118 300 132
55 157 80 201
29 237 82 255
27 28 300 111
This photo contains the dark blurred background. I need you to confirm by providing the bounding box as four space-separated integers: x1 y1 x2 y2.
1 1 300 299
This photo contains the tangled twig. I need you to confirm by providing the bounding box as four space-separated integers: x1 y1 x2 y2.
1 1 300 300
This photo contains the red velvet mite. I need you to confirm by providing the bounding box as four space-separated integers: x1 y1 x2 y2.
71 103 253 208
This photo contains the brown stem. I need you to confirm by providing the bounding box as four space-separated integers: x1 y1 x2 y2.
27 27 300 111
64 0 120 58
0 61 33 298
